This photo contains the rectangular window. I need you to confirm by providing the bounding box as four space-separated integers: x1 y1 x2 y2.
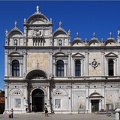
108 59 114 76
55 99 61 108
15 98 21 108
75 60 81 76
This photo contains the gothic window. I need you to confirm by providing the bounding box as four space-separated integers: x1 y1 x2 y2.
12 60 19 77
108 59 114 76
56 60 64 77
75 60 81 76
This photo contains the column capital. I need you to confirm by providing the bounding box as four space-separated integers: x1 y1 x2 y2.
49 52 53 55
22 51 27 55
85 51 89 55
5 50 9 54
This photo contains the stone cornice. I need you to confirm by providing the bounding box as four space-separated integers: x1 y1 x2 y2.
4 45 120 50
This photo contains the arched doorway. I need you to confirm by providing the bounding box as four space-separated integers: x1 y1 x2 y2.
32 89 44 112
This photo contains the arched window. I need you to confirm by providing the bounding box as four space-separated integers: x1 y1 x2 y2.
56 60 64 77
59 39 62 46
75 60 81 76
14 39 17 46
108 59 114 76
12 60 19 77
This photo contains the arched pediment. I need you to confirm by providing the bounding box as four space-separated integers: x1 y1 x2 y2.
53 52 67 57
89 39 99 46
30 18 46 24
30 88 47 96
53 88 68 96
9 52 20 56
53 28 67 37
8 28 23 38
71 39 83 46
25 69 47 79
89 92 103 98
9 89 22 96
105 38 116 46
26 13 49 24
8 52 23 57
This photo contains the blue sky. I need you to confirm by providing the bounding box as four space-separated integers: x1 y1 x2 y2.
0 1 120 89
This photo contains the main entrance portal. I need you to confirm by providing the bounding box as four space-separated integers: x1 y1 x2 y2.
91 100 99 112
32 89 44 112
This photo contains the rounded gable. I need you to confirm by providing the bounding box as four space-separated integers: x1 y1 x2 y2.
9 51 20 56
71 38 83 46
25 69 47 79
105 39 116 46
8 29 23 38
26 13 49 24
53 28 67 37
89 39 99 46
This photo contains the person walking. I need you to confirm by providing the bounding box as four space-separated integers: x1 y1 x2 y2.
10 108 14 118
44 107 48 117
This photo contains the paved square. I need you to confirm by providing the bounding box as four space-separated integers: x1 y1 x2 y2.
0 113 116 120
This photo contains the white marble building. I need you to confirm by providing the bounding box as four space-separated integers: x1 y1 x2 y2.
4 6 120 114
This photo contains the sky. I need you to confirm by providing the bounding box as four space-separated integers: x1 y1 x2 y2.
0 1 120 90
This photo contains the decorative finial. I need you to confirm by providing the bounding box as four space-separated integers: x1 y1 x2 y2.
15 21 18 28
59 21 62 28
118 28 120 42
85 38 88 43
76 32 79 38
6 29 8 35
50 18 52 23
101 38 104 43
110 32 112 38
24 18 26 23
93 32 96 38
36 5 39 13
68 29 71 36
118 30 120 37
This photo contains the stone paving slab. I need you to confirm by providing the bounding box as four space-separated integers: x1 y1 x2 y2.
0 113 116 120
